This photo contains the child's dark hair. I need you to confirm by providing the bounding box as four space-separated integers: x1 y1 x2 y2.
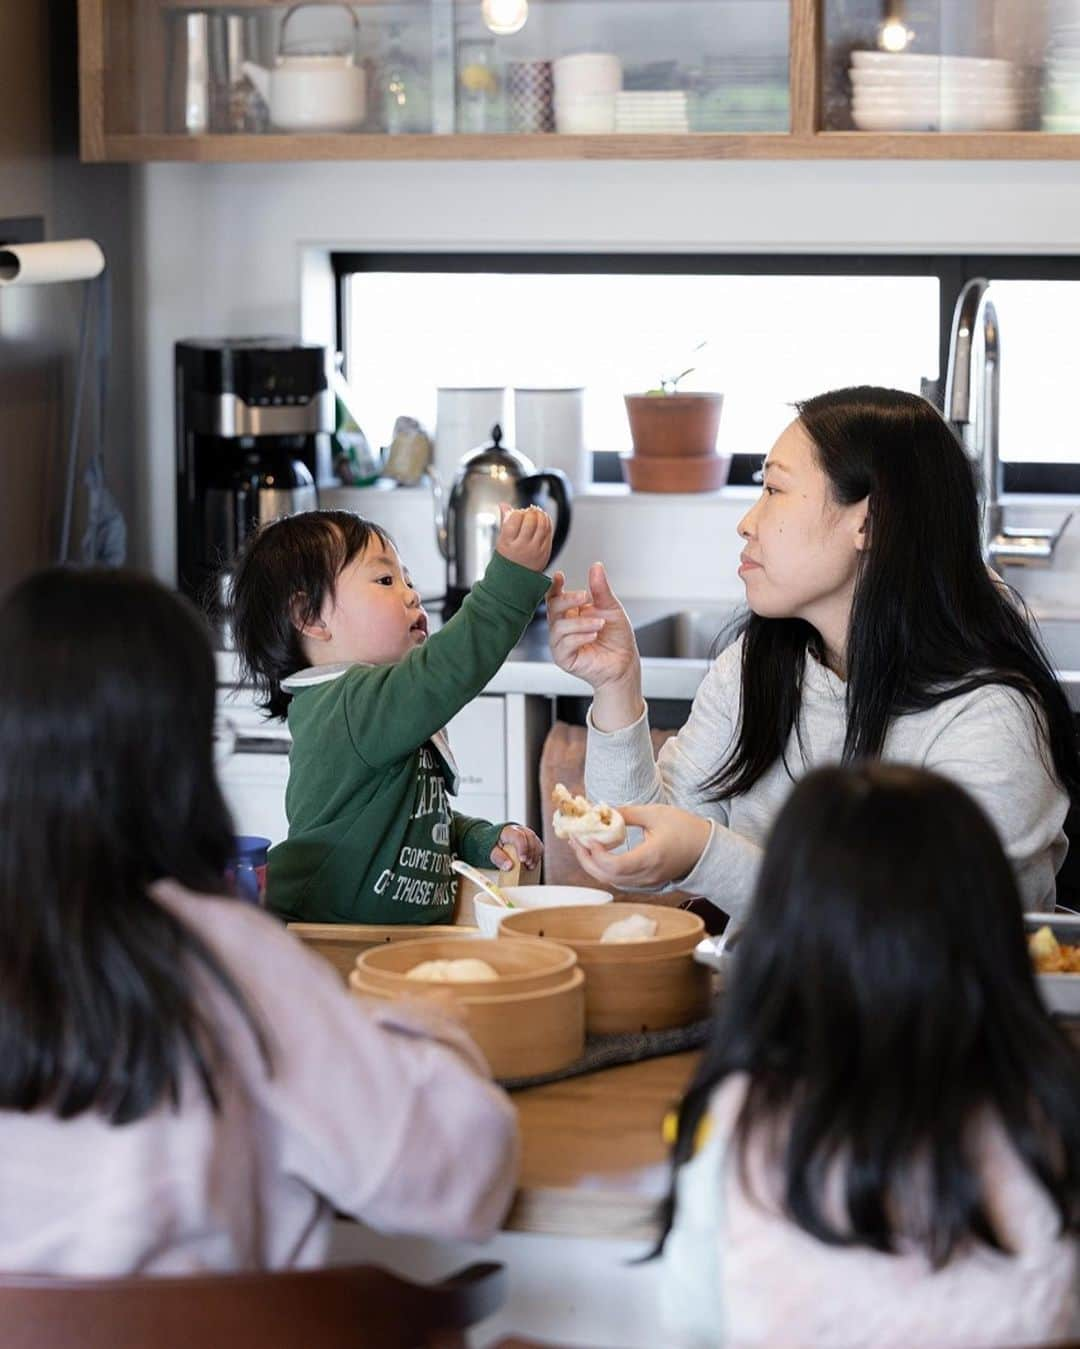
661 762 1080 1267
0 567 270 1123
229 510 392 719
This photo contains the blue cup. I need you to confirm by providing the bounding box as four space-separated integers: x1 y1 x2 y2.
227 835 271 905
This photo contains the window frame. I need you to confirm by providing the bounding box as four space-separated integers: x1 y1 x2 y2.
332 249 1080 495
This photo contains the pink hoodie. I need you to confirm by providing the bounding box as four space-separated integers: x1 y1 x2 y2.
0 882 518 1274
663 1074 1080 1347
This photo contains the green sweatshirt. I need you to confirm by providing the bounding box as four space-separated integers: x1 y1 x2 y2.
267 552 551 925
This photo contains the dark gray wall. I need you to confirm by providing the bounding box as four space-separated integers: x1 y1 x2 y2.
0 0 135 592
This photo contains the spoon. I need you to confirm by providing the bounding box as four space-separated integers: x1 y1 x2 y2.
450 858 515 908
693 924 739 971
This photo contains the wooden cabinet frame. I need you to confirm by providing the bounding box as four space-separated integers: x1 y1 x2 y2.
78 0 1080 161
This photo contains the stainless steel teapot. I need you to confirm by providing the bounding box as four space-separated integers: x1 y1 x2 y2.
433 424 572 605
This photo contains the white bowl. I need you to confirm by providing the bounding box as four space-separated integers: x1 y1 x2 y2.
851 51 1018 78
1025 912 1080 1017
851 72 1023 94
554 93 617 134
474 884 612 937
553 52 623 97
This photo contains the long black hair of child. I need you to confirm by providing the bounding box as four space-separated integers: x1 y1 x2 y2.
707 386 1080 804
0 568 270 1125
662 763 1080 1267
230 510 392 719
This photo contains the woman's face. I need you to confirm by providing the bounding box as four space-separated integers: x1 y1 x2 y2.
737 419 868 634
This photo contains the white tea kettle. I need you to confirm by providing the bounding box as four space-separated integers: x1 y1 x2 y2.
242 4 366 132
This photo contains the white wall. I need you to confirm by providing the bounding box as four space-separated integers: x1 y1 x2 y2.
134 156 1080 589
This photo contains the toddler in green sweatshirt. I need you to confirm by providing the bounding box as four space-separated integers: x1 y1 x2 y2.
230 506 592 925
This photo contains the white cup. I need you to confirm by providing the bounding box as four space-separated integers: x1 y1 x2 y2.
435 387 506 484
554 93 617 134
553 52 623 99
514 387 589 488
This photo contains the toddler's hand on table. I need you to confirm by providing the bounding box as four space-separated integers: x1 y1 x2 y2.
495 503 553 573
492 824 543 872
568 803 712 889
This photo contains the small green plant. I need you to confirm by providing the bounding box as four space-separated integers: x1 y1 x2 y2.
645 339 709 397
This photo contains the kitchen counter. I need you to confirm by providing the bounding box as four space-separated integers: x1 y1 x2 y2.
216 597 718 701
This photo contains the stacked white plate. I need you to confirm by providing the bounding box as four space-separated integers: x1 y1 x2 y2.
1043 23 1080 132
849 51 1032 132
614 91 689 134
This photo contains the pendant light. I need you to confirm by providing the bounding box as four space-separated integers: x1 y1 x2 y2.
482 0 529 37
878 0 912 52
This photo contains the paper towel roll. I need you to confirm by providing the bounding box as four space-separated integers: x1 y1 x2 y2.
0 239 105 288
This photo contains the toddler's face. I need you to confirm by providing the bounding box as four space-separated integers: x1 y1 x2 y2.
313 540 427 667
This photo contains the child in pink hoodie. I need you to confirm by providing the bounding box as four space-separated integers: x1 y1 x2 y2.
0 566 517 1274
661 763 1080 1348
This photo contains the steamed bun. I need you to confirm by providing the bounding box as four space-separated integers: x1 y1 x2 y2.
405 958 499 983
551 783 626 847
600 914 658 944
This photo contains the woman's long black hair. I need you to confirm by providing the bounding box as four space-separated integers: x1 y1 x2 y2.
0 567 270 1125
708 386 1080 802
663 763 1080 1266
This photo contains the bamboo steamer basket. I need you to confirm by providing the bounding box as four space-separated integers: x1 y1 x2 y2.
353 935 578 997
498 902 711 1034
287 922 476 984
348 942 585 1079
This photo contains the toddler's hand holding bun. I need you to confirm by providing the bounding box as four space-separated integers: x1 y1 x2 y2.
496 504 554 573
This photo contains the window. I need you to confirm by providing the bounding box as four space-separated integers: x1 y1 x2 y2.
334 252 1080 493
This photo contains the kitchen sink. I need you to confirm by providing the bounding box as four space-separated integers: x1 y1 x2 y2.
634 606 743 662
634 608 1080 713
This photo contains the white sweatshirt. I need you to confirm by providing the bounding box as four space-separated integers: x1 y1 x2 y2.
586 635 1069 920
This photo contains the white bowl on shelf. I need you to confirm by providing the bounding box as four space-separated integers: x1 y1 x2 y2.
851 102 1025 132
852 73 1024 97
554 92 617 133
850 51 1018 78
852 105 939 131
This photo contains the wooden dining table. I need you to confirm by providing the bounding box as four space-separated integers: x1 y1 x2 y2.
503 1012 1080 1243
504 1049 700 1242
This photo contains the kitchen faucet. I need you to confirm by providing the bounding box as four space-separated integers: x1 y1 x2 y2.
944 277 1072 567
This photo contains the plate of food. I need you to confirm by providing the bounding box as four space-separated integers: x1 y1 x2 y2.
1025 913 1080 1016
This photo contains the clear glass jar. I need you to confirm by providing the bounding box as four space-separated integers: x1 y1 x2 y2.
379 24 431 133
457 37 505 133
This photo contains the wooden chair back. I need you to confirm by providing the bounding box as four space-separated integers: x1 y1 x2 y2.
0 1261 505 1349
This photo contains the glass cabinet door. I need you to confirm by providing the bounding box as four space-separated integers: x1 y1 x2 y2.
823 0 1061 134
99 0 789 140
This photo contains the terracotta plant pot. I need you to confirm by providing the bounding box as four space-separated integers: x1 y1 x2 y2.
621 452 731 493
624 392 724 458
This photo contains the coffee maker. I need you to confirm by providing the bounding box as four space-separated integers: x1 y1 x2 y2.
175 337 332 605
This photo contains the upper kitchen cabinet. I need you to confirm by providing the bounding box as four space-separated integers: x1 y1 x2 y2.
820 0 1080 151
78 0 1080 160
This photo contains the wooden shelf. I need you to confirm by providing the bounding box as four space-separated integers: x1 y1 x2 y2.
95 130 1080 162
80 0 1080 164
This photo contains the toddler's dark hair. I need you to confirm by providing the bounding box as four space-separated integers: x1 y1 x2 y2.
229 510 392 719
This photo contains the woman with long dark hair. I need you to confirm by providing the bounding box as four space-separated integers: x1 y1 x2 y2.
659 763 1080 1346
0 567 517 1274
548 386 1078 916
